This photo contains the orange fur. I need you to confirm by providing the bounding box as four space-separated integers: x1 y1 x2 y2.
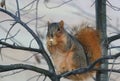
46 21 101 81
75 27 101 67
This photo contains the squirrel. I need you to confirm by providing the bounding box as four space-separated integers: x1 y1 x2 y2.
46 20 101 81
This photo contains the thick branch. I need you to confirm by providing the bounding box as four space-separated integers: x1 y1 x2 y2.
0 8 55 72
0 51 120 80
108 34 120 44
0 64 55 80
59 52 120 78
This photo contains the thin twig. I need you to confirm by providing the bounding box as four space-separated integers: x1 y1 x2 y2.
35 0 40 37
1 29 20 41
44 0 72 9
27 74 42 81
22 53 39 62
43 76 47 81
0 25 22 46
29 38 35 48
36 74 42 81
106 0 120 11
0 70 24 78
108 59 116 81
3 54 36 64
26 16 45 24
5 22 17 41
16 0 20 18
20 0 37 10
91 0 96 7
0 19 14 23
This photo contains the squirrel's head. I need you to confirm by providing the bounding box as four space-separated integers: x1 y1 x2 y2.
46 20 66 47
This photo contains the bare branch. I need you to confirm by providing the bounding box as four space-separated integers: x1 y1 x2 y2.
106 0 120 11
1 29 20 41
0 40 41 53
0 8 55 72
59 52 120 78
108 34 120 44
0 19 14 23
29 38 35 48
20 0 37 10
36 74 41 81
0 64 54 80
43 76 47 81
16 0 20 18
108 59 116 81
26 16 45 24
0 25 22 46
22 53 39 62
35 0 40 37
0 1 120 81
109 46 120 49
0 70 24 78
5 22 17 41
44 0 72 9
27 74 42 81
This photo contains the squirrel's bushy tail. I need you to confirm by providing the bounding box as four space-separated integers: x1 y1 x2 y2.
75 26 101 67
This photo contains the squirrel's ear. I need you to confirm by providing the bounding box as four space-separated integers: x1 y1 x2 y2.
48 21 50 26
59 20 64 28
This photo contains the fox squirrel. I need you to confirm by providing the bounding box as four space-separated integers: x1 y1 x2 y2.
46 20 101 81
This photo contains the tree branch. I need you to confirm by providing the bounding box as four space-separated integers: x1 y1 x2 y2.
93 68 120 73
44 0 72 9
108 34 120 44
16 0 20 18
0 64 55 80
59 52 120 78
0 8 55 73
0 40 41 53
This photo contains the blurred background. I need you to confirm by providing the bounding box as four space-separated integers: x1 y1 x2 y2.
0 0 120 81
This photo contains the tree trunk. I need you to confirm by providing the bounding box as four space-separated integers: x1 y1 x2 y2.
95 0 108 81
